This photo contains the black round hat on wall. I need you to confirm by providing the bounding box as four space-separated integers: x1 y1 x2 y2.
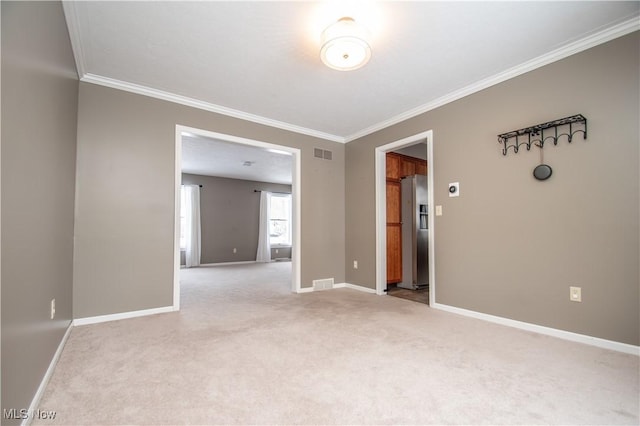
533 164 553 181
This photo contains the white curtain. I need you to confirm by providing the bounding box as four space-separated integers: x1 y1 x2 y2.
256 191 271 262
183 184 201 268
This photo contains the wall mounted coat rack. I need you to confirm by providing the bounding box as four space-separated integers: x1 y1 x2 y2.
497 114 587 156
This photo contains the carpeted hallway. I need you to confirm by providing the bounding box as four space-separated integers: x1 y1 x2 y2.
35 262 638 425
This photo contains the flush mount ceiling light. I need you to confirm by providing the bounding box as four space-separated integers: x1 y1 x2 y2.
320 17 371 71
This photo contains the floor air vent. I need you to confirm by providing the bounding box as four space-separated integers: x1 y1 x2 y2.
312 278 334 291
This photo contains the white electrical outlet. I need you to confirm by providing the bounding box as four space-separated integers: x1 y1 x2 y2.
353 260 358 269
233 248 237 254
435 205 443 216
50 299 56 319
570 286 582 302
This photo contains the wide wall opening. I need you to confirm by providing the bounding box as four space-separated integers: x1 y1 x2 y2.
173 125 302 310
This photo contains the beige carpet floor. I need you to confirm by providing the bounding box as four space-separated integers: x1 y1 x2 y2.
35 262 638 425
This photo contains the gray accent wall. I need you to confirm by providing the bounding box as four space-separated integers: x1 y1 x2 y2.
346 32 639 346
73 83 345 319
181 174 292 264
1 1 78 422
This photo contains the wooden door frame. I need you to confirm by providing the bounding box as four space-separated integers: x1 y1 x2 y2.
375 130 435 305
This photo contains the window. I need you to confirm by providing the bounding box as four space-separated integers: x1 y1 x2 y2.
269 194 291 246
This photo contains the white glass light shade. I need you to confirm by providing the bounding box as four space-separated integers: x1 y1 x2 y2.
320 17 371 71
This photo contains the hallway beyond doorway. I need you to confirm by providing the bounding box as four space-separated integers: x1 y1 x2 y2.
387 283 429 305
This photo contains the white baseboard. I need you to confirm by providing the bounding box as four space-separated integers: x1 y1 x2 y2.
432 302 640 356
298 282 377 294
186 260 257 267
336 283 377 294
23 322 73 426
73 305 175 326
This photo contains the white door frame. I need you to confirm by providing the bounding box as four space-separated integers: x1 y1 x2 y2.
375 130 435 305
173 125 302 310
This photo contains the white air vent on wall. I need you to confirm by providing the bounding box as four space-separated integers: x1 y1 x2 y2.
312 278 334 291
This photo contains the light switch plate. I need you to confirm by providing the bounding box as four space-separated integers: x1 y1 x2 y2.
435 205 443 216
570 286 582 302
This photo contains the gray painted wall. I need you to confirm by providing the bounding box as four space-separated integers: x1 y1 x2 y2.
73 83 345 319
346 32 639 346
1 1 78 421
181 174 292 264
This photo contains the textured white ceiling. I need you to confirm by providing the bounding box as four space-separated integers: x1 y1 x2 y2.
181 135 293 185
64 1 639 144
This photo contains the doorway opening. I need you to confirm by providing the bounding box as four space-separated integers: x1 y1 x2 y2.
173 125 302 311
375 130 435 306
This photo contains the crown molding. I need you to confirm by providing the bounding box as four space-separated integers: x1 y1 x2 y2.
62 1 86 78
80 74 346 143
63 1 637 145
62 0 345 143
344 15 640 143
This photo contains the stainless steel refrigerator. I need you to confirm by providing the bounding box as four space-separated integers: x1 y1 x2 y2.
398 174 429 290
